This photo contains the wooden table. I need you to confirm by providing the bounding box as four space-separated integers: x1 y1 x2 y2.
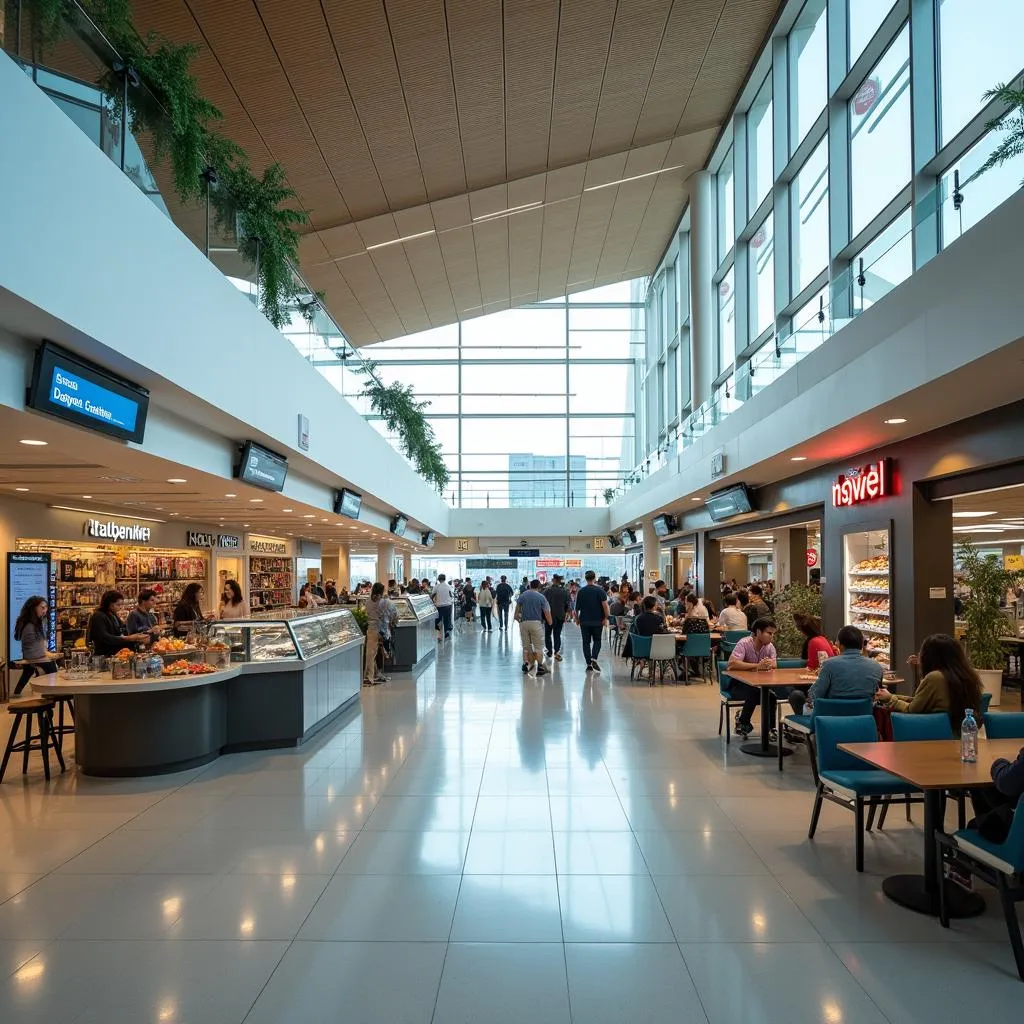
721 668 815 759
839 738 1023 918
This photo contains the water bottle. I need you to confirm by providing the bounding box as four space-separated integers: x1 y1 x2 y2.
960 709 978 764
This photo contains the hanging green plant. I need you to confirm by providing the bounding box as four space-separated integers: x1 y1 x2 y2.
979 83 1024 183
358 361 450 492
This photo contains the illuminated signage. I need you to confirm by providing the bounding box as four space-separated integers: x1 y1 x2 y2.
250 537 288 554
187 531 241 549
85 519 152 543
832 458 893 509
536 558 563 568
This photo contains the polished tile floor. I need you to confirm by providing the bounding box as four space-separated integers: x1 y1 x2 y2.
1 624 1022 1022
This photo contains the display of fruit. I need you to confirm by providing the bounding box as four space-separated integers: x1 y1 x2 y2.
162 659 192 676
152 637 192 654
112 648 134 661
187 663 216 675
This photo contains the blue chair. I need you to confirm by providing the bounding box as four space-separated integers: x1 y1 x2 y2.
777 658 807 669
778 696 872 775
937 793 1024 980
629 633 652 681
680 632 713 683
723 630 750 645
717 661 745 744
986 713 1024 740
891 712 954 741
978 691 994 724
811 715 921 872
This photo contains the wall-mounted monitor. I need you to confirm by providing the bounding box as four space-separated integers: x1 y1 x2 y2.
333 488 362 518
422 531 436 548
607 533 621 549
652 514 677 537
620 528 637 546
391 514 408 537
236 440 288 492
706 483 755 523
27 341 149 443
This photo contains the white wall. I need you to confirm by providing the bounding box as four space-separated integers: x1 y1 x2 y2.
0 53 449 534
448 507 611 541
612 185 1024 526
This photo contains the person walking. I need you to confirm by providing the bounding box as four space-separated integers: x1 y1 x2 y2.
477 579 495 631
432 573 454 640
364 582 398 685
518 576 530 595
494 575 515 630
462 577 476 624
515 580 552 676
543 574 570 661
575 570 610 673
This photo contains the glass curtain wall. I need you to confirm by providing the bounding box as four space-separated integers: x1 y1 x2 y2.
353 282 644 508
629 0 1023 484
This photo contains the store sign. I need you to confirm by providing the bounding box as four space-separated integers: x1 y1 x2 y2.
250 538 288 554
187 531 241 549
806 549 818 568
27 341 149 443
85 518 152 543
564 558 583 569
853 76 880 116
832 458 893 509
537 558 563 568
592 536 606 551
1005 554 1024 571
455 538 471 552
509 548 541 558
466 558 517 570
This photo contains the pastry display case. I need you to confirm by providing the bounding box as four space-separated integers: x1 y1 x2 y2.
844 528 892 666
395 593 439 622
207 608 362 663
391 593 439 672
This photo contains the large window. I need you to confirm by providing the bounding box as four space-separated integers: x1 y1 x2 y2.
942 131 1024 247
748 76 774 211
717 149 735 263
849 26 911 236
788 0 827 151
851 209 913 314
348 286 643 507
749 213 775 339
848 0 896 67
717 267 736 373
791 137 829 294
938 0 1024 145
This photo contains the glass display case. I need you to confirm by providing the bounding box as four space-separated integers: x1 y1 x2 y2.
844 528 892 666
395 593 438 622
207 608 362 663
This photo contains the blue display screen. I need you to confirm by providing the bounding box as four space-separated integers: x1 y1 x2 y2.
48 363 139 432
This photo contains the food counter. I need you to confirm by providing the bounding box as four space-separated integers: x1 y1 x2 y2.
32 608 363 776
390 593 438 672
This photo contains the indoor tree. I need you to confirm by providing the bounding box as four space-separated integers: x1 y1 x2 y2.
772 581 823 658
956 541 1022 672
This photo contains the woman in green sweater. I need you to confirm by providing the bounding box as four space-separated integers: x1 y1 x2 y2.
876 633 983 732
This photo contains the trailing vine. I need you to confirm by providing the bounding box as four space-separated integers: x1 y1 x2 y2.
22 0 309 328
359 361 450 492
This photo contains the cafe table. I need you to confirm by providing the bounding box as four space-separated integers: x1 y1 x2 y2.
838 738 1023 917
719 667 815 759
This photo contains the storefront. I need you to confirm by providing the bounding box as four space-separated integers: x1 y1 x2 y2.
247 534 296 611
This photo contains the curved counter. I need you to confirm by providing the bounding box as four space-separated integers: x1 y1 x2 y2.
33 610 365 776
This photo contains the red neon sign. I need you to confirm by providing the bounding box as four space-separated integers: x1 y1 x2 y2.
832 458 893 509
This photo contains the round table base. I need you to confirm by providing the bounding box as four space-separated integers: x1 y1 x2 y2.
740 742 793 758
882 873 986 918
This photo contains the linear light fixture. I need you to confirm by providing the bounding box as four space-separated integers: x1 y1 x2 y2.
472 200 543 223
583 164 685 193
365 229 436 251
50 504 166 523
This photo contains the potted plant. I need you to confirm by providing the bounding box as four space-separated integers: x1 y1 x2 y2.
772 582 823 658
956 541 1023 706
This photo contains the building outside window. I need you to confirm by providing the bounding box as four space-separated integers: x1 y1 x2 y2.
788 0 827 152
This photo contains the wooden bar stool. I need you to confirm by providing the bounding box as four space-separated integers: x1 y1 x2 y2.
50 696 75 753
0 699 66 782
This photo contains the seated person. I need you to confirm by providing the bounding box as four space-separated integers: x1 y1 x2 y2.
725 618 778 737
622 596 666 659
875 633 982 733
717 592 748 631
790 624 881 714
682 592 710 622
970 745 1024 842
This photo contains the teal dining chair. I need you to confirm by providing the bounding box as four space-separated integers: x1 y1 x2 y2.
985 712 1024 740
679 632 713 683
717 661 746 744
937 793 1024 980
811 715 922 872
778 695 872 775
629 633 652 682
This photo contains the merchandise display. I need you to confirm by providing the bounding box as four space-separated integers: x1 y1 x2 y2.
249 555 294 610
207 607 362 662
844 533 892 666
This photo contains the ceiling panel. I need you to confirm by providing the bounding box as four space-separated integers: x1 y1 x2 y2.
119 0 782 345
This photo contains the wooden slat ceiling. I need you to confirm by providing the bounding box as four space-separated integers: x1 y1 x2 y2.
128 0 780 344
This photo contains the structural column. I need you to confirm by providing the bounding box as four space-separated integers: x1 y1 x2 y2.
337 544 350 590
696 532 722 599
376 543 395 585
687 169 715 411
402 551 413 583
642 520 660 591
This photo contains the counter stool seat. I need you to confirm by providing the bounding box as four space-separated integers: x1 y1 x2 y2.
50 695 75 751
0 699 66 783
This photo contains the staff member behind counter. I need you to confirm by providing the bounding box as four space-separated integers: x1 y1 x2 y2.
87 590 151 656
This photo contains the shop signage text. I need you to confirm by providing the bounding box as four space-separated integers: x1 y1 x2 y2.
832 458 893 509
509 548 541 558
250 538 288 554
85 518 152 543
187 531 241 549
466 558 516 570
806 549 818 568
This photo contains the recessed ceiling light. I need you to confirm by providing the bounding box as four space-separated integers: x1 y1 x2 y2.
282 508 293 513
20 439 47 446
249 498 263 503
884 417 907 425
952 511 995 518
15 487 29 492
225 493 236 498
791 456 807 462
691 497 701 502
303 514 316 519
81 494 93 498
243 523 250 527
170 512 178 516
167 478 186 484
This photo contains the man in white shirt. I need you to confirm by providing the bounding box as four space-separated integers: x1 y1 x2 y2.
432 573 454 640
717 592 748 631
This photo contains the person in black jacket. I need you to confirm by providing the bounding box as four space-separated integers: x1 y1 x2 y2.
969 746 1024 842
88 590 149 656
494 575 515 631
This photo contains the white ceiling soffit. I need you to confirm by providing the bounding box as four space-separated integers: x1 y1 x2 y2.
110 0 781 345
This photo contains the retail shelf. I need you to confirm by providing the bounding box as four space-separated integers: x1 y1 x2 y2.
850 606 890 615
848 570 889 577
